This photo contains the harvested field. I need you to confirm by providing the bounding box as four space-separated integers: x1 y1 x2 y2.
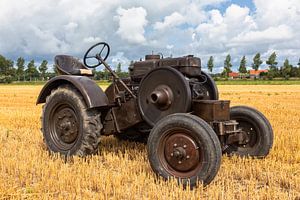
0 85 299 199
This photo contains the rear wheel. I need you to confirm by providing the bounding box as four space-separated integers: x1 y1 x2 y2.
196 71 219 100
224 106 273 158
147 113 221 188
41 85 103 156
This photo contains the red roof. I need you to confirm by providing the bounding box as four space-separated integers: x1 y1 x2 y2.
228 72 240 77
249 69 268 75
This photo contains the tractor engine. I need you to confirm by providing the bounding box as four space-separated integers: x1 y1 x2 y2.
129 54 201 81
104 54 225 135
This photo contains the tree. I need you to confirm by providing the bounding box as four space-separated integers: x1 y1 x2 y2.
103 68 109 80
207 56 214 73
282 58 292 79
266 52 278 68
38 60 48 81
26 60 39 81
238 56 247 74
266 52 278 79
298 58 300 68
290 66 299 78
16 57 25 81
0 54 15 83
252 53 263 71
116 62 122 74
222 54 232 77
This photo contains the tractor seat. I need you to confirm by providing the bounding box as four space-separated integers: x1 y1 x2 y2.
55 55 93 76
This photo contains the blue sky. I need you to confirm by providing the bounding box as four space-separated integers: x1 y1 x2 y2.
0 0 299 72
205 0 255 15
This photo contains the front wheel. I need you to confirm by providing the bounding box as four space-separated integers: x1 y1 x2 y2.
147 113 221 188
224 106 273 158
41 85 103 156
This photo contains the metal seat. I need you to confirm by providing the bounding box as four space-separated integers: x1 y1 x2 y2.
55 55 93 76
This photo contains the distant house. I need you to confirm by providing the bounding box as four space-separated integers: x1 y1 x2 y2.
228 72 240 79
249 69 268 79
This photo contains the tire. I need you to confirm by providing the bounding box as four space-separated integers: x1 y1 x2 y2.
224 106 273 158
41 85 103 156
197 71 219 100
147 113 222 188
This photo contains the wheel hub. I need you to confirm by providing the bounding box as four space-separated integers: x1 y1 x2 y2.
54 107 79 144
173 147 186 159
150 85 173 110
163 133 200 173
237 121 258 148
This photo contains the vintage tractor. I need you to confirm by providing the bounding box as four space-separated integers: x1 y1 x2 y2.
37 42 273 188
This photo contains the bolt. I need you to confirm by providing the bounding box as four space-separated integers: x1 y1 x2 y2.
186 155 190 159
173 143 177 147
183 145 187 148
178 161 182 164
171 153 174 157
243 145 246 147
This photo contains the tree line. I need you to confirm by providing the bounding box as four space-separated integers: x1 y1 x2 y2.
0 55 53 83
0 54 129 83
207 52 300 79
1 52 300 83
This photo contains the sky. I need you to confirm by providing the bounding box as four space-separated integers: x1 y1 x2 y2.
0 0 299 72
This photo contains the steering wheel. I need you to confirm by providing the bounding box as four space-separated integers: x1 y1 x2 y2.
83 42 110 68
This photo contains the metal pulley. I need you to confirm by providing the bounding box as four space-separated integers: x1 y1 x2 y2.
138 67 191 126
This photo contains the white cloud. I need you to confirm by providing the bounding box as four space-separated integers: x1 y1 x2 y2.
115 7 148 44
190 1 300 70
254 0 300 28
110 51 130 71
230 25 294 46
154 12 185 30
64 22 78 31
83 37 102 44
166 45 174 50
0 0 299 71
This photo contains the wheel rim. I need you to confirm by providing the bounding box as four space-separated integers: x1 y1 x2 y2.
158 128 203 178
49 103 80 151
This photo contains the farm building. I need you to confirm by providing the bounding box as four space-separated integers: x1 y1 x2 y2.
228 72 249 79
228 72 240 79
228 70 268 79
249 69 269 79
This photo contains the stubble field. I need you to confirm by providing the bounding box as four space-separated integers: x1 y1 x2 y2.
0 85 299 199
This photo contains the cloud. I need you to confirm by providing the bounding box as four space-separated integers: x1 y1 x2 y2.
230 25 294 46
83 37 102 44
115 7 148 44
0 0 299 72
190 2 300 70
110 51 130 71
154 12 185 30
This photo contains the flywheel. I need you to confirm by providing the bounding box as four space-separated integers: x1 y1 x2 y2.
138 67 191 126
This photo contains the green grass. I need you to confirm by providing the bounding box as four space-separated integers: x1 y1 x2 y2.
4 81 46 85
215 79 300 85
1 80 112 86
1 79 300 86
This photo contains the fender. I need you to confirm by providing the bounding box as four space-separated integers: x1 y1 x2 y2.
36 75 109 108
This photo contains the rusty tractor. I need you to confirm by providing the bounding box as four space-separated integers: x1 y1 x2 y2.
37 42 273 188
